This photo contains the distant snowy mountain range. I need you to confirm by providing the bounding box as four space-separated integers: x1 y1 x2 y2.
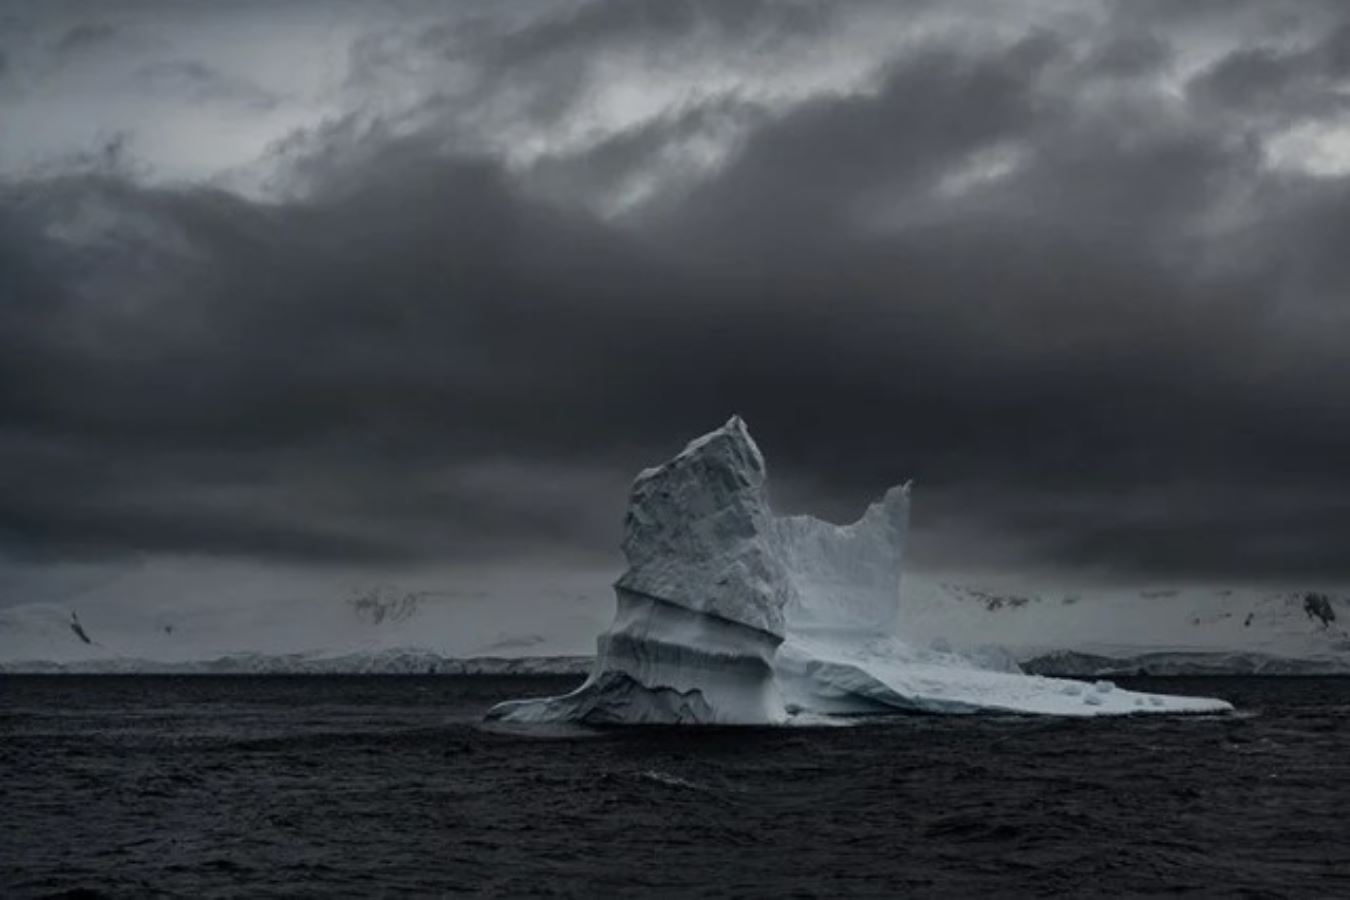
898 580 1350 675
0 650 592 676
2 577 1348 675
0 583 608 674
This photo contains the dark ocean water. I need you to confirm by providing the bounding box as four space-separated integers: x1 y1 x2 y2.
3 675 1349 898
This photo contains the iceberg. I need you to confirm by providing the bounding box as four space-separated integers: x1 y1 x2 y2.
485 417 1231 724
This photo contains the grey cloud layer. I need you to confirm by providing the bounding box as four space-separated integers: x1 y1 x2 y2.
4 1 1350 581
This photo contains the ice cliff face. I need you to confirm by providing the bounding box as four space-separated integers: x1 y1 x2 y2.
485 417 1232 724
486 417 790 724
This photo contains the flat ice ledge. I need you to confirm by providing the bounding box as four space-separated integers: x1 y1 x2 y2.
776 636 1231 718
486 417 1232 725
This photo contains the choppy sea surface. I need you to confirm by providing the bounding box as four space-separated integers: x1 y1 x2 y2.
3 675 1349 898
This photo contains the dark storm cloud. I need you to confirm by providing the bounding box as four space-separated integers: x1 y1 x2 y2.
4 1 1350 581
1189 24 1350 117
335 0 859 173
0 160 643 564
1082 34 1171 79
414 0 844 72
53 23 118 56
134 60 279 110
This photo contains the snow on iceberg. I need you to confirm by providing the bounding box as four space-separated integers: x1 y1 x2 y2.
485 417 1231 724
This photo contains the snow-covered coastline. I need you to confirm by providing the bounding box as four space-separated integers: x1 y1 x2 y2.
4 577 1347 677
0 651 592 676
8 647 1346 678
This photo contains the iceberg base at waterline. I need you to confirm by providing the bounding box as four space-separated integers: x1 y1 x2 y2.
485 417 1231 725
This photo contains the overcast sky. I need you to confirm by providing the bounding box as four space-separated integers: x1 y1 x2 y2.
4 0 1350 614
